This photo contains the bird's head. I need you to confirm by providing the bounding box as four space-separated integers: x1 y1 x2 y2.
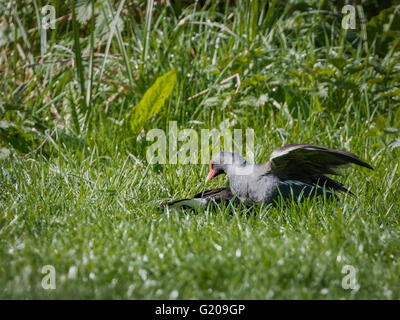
205 151 247 183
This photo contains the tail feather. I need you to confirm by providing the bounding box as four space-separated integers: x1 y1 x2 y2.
161 187 236 210
162 198 208 209
310 175 355 196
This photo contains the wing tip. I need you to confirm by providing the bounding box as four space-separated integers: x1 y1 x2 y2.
365 163 374 170
357 160 373 170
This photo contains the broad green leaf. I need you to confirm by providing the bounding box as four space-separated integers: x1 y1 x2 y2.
130 70 176 133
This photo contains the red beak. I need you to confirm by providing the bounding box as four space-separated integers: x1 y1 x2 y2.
205 162 215 183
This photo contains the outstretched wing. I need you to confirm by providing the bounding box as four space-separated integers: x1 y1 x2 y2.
268 144 372 182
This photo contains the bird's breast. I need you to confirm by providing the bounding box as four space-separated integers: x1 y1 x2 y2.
229 173 281 204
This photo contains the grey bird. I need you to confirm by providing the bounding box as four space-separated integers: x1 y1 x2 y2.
206 144 373 204
163 144 373 209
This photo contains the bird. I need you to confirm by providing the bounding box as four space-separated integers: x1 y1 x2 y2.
163 144 373 210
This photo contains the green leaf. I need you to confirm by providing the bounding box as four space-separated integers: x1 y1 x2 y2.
367 8 400 53
376 115 386 131
367 76 385 84
384 127 400 134
202 97 221 107
318 68 335 76
389 138 400 151
0 147 10 160
365 128 379 137
0 120 11 129
130 70 177 133
76 0 94 24
238 95 258 107
328 57 350 70
379 87 400 98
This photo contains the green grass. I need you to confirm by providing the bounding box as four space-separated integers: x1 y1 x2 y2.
1 1 400 299
1 113 399 299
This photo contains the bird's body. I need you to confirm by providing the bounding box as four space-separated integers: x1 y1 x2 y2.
228 166 280 203
223 163 333 204
163 143 372 210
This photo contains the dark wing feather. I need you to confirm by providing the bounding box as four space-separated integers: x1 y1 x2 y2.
269 144 372 182
161 187 237 209
310 175 355 195
192 187 233 200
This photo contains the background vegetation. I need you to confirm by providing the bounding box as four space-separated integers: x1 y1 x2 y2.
1 0 400 299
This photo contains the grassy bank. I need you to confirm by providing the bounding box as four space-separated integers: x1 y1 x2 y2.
0 0 399 299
